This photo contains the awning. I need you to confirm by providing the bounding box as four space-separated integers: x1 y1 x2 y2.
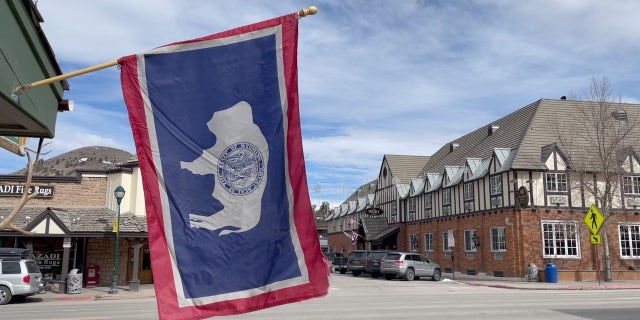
369 227 400 242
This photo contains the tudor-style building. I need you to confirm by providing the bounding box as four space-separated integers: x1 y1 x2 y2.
326 98 640 281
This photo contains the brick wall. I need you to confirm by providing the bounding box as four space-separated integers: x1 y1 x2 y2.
0 177 107 207
328 208 640 281
86 237 128 286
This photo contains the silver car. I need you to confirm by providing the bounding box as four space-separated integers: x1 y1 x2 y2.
380 252 442 281
0 248 43 305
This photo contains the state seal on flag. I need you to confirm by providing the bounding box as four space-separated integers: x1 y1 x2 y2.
218 142 265 196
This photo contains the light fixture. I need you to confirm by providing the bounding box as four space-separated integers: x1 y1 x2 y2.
472 233 480 247
109 186 126 294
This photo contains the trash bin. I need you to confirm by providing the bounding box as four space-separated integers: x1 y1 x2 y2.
526 262 538 282
545 263 558 283
67 269 83 294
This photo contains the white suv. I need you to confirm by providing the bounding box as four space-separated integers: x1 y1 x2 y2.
0 248 43 305
380 252 442 281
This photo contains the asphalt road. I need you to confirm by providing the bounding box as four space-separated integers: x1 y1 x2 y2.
4 274 640 320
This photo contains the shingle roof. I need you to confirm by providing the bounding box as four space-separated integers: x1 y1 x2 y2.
385 155 430 184
511 99 640 171
421 99 539 175
0 206 147 235
361 216 389 239
421 98 640 174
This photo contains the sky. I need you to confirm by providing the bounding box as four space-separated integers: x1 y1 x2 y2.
3 0 640 209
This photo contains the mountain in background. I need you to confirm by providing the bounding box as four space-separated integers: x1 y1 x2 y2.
10 146 135 177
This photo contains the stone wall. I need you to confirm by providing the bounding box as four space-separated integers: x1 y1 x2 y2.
85 237 128 287
0 176 107 207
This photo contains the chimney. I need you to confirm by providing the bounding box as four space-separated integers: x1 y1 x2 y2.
488 124 499 136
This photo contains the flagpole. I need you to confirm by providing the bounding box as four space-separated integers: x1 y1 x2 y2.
11 6 318 97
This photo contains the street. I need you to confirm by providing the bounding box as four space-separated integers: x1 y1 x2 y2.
4 274 640 320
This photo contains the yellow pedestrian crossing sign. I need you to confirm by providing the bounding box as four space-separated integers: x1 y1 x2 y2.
584 205 604 235
590 234 601 244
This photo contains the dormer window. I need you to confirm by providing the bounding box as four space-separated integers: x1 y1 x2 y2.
546 172 568 192
490 175 502 195
623 176 640 195
442 188 451 205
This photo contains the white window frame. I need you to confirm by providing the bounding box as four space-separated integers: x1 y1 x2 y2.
410 234 418 252
390 202 397 223
443 232 452 252
546 172 568 192
464 229 477 252
424 233 434 252
542 221 580 258
463 182 474 201
491 227 507 252
442 188 451 205
424 193 432 209
623 176 640 195
409 197 416 220
619 224 640 258
490 175 502 195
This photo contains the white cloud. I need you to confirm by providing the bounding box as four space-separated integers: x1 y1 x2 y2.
4 0 640 208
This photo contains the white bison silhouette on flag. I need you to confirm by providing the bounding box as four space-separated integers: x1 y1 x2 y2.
180 101 268 236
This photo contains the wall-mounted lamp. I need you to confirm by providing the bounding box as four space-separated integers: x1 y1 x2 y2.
472 233 480 247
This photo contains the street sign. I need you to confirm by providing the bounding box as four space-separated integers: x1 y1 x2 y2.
590 234 601 244
584 205 604 235
364 207 384 216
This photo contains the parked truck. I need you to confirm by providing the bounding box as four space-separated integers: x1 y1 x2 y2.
323 252 348 274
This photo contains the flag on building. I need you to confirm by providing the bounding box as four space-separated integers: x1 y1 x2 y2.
348 218 355 226
351 231 359 245
119 12 328 320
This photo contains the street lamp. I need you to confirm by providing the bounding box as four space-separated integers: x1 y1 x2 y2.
109 186 125 294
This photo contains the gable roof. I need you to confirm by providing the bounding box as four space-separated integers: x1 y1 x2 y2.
421 99 540 175
0 206 147 235
384 154 430 184
420 98 640 175
512 99 640 170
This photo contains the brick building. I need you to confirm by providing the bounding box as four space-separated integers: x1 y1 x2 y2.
0 155 150 290
326 98 640 281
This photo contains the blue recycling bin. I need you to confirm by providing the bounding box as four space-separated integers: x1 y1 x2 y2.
545 263 558 283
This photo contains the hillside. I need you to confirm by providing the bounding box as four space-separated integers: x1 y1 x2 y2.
11 146 135 177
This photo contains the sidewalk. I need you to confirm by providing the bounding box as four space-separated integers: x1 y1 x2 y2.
39 284 156 302
447 273 640 290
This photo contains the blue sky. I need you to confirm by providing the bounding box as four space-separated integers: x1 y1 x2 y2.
3 1 640 209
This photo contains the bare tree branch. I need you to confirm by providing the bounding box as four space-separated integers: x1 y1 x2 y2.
0 139 47 234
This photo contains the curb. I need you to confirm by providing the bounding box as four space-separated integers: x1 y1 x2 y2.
459 280 640 290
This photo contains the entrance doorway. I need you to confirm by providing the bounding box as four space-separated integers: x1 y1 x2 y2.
127 244 153 284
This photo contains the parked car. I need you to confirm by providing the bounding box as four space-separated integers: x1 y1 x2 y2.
365 250 389 278
380 252 441 281
0 248 43 305
347 250 369 276
323 252 348 274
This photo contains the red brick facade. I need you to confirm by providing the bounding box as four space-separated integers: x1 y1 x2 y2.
328 209 640 281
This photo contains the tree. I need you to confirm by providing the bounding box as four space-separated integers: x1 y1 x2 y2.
0 140 48 234
557 76 639 281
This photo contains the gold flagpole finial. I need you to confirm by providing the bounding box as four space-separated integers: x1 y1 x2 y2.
298 6 318 18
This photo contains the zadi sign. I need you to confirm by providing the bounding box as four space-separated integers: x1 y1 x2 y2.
0 184 54 197
364 207 384 216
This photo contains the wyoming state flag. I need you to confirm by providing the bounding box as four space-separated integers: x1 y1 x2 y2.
119 13 328 320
